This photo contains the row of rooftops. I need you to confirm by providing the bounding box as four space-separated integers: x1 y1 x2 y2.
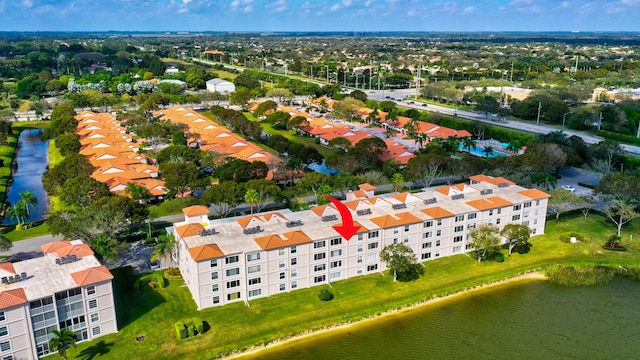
76 111 167 197
175 175 550 262
0 240 113 310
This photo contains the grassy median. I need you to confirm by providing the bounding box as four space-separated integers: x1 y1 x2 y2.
51 214 640 360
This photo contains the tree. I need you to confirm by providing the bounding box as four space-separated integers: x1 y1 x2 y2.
379 243 420 282
391 173 404 193
547 188 581 222
5 203 27 225
125 182 151 204
468 224 501 263
328 137 351 151
152 233 177 267
243 179 281 213
579 195 597 219
602 197 639 236
588 139 624 174
332 97 365 119
18 191 37 218
461 137 477 154
201 181 243 218
403 152 447 187
55 133 81 156
49 328 77 360
0 235 11 252
253 100 277 117
349 89 367 102
89 233 122 262
500 224 531 256
481 145 494 158
474 94 500 118
161 162 201 198
59 176 110 208
229 87 252 105
214 158 268 183
266 88 293 103
531 172 557 190
244 188 259 214
42 154 94 195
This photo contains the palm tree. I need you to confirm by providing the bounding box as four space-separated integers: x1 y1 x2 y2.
18 191 37 218
531 173 557 190
443 136 461 155
244 188 259 214
391 173 404 193
152 233 177 267
505 140 521 154
125 182 150 204
285 157 304 187
461 137 477 154
481 145 494 158
89 234 120 262
49 328 77 360
5 203 27 225
366 108 379 124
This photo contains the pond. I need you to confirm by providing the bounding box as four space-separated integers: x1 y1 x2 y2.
237 277 640 360
3 128 49 224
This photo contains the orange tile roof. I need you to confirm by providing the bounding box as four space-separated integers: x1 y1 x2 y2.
0 263 16 275
175 223 205 238
237 215 260 229
369 212 423 228
182 205 209 217
55 244 95 258
254 230 313 250
421 206 455 219
359 183 376 191
0 288 27 310
188 244 225 262
41 240 72 254
71 266 114 287
469 174 515 186
466 196 513 211
518 189 551 199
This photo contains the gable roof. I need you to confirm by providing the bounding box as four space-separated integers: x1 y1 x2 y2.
466 196 513 211
421 206 455 219
175 223 205 238
182 205 209 217
188 244 225 262
518 188 551 199
70 266 114 287
0 288 28 310
369 212 423 228
41 240 72 254
254 230 313 250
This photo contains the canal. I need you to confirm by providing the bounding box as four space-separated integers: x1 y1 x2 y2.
238 277 640 359
4 128 49 224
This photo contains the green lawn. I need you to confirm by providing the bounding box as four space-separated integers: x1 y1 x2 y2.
2 222 50 242
52 214 640 360
161 58 238 80
148 197 198 218
0 131 19 205
48 139 64 168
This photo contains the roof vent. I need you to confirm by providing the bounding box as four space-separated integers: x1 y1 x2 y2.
423 198 437 205
451 194 465 200
321 215 338 222
392 203 407 210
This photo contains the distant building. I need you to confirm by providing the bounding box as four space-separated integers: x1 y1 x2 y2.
157 79 187 89
206 78 235 94
165 66 180 75
0 240 117 358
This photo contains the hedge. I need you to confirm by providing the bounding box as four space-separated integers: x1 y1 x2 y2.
175 318 205 340
437 117 536 146
597 130 640 146
175 322 188 340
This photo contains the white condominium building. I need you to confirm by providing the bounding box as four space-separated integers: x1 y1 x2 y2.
173 175 550 310
0 240 117 359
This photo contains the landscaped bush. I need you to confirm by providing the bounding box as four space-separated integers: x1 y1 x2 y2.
175 322 188 340
559 231 586 243
603 235 627 251
492 252 505 263
164 268 183 280
174 318 205 339
597 130 640 146
545 265 615 286
318 289 334 301
133 272 167 292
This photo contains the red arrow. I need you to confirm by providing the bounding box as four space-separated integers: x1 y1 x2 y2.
324 195 361 240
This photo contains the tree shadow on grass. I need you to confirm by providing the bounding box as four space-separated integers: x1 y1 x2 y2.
76 340 114 360
202 320 211 335
111 266 167 329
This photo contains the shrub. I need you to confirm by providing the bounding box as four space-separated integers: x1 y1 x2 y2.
188 323 197 337
559 232 586 243
493 252 505 263
597 130 640 146
545 265 615 286
175 322 188 340
318 289 334 301
193 319 204 334
602 244 627 252
164 268 183 280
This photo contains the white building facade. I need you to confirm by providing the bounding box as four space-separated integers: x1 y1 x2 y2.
205 78 235 94
0 240 117 359
173 175 550 310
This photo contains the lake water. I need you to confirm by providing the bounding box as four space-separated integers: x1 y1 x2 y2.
4 128 49 224
239 277 640 359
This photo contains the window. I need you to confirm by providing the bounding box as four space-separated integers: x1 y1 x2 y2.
0 312 5 322
367 242 379 250
405 225 410 232
91 326 101 336
290 258 297 266
523 221 530 226
279 283 286 291
496 218 501 224
290 245 297 254
435 250 440 257
367 253 378 261
86 286 96 296
211 272 219 280
466 244 473 250
453 236 463 243
454 225 464 232
357 267 363 274
88 299 97 310
393 238 398 244
90 313 99 323
330 238 342 246
0 327 7 337
357 245 363 252
314 252 326 261
212 284 220 292
513 205 521 211
422 242 432 249
212 296 220 304
357 255 363 263
247 265 261 274
330 261 342 268
248 289 262 298
534 219 538 225
436 240 441 247
291 281 298 289
227 292 240 301
437 219 442 226
536 200 540 206
453 246 462 253
455 215 464 222
423 231 432 239
489 209 494 216
368 230 379 238
512 215 521 221
2 355 13 360
535 209 539 216
358 233 364 241
279 272 285 279
248 277 261 286
278 248 286 256
226 268 240 277
314 241 326 249
330 271 342 280
291 269 298 277
225 255 239 264
367 264 378 272
497 208 502 214
393 227 399 235
0 341 10 352
314 264 326 272
210 259 218 268
436 230 442 237
424 221 433 228
226 280 240 289
532 229 537 234
314 275 326 283
246 253 260 262
422 252 431 260
524 201 532 208
524 211 530 218
330 249 342 257
467 223 476 230
278 260 286 268
468 213 477 220
404 236 410 243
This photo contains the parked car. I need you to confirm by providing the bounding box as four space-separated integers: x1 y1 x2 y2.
422 103 428 107
561 185 576 192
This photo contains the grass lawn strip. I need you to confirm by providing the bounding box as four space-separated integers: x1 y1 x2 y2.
48 214 640 360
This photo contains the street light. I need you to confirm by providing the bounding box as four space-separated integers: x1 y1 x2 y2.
562 112 572 130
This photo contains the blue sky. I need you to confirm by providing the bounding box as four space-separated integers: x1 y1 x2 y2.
0 0 639 32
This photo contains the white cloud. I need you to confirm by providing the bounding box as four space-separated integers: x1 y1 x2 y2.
462 6 474 15
269 0 287 12
231 0 254 12
22 0 33 8
364 0 374 6
342 0 353 6
331 3 342 12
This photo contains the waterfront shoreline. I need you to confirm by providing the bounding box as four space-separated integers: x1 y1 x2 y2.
223 271 547 359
